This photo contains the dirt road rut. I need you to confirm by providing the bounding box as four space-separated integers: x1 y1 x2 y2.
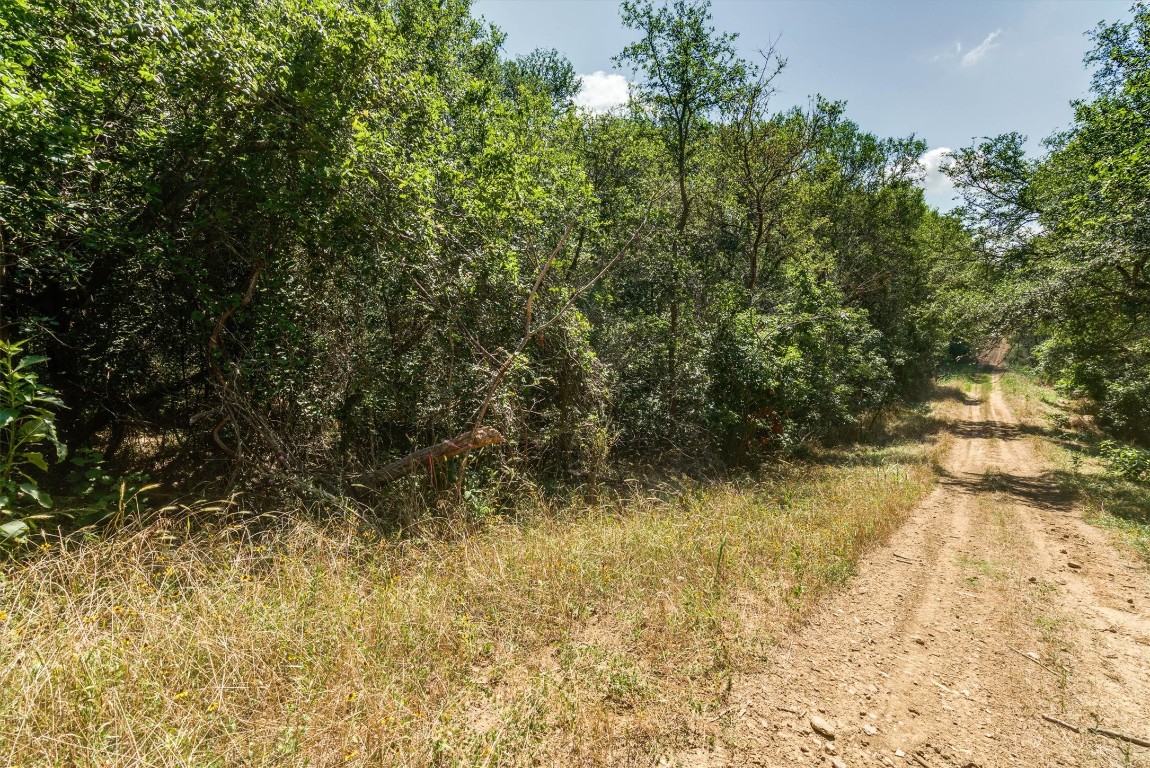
684 374 1150 768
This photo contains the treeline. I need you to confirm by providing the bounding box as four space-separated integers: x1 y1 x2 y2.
946 3 1150 446
0 0 972 506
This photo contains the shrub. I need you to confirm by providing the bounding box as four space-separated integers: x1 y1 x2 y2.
1098 439 1150 483
0 339 66 541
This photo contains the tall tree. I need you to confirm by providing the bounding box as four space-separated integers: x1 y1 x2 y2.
615 0 747 417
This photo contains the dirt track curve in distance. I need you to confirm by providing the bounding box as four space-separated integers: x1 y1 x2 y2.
673 367 1150 768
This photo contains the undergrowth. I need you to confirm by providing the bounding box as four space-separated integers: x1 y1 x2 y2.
0 405 948 767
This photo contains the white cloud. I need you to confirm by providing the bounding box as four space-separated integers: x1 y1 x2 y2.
932 41 962 63
918 147 957 206
574 71 629 113
961 29 1001 67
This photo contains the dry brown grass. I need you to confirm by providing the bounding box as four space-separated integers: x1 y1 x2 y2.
0 414 946 767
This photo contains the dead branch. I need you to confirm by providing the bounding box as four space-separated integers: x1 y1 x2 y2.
471 197 661 431
1041 713 1081 733
1090 725 1150 749
365 426 505 485
1041 714 1150 748
1006 645 1061 677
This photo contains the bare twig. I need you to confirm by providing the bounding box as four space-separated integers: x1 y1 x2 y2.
1041 714 1150 748
707 705 737 723
469 189 664 434
1006 646 1062 678
1089 725 1150 749
1041 713 1081 733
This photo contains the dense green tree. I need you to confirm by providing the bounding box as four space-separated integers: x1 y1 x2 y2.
0 0 975 516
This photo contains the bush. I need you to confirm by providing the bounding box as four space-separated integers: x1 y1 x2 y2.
1098 439 1150 483
707 280 893 460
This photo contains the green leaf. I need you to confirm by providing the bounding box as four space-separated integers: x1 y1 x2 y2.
0 409 16 428
14 354 48 370
18 483 51 508
0 519 30 542
21 452 48 472
35 393 65 408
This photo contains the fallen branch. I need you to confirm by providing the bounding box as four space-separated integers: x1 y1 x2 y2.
1006 645 1061 677
1090 726 1150 749
1041 713 1081 733
368 426 505 485
1041 714 1150 749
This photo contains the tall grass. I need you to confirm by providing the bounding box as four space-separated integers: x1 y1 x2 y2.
1 420 943 766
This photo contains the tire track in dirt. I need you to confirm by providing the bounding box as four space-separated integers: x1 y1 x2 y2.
676 373 1150 768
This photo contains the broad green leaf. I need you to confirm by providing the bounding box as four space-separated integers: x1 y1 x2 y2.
0 519 30 542
14 354 48 370
21 452 48 472
18 483 51 508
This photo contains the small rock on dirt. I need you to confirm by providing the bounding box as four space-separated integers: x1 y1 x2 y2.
829 758 846 768
1067 561 1082 570
810 714 836 739
863 724 878 736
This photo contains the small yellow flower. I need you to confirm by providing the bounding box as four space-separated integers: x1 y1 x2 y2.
173 690 190 700
164 567 175 576
206 701 219 712
0 611 8 621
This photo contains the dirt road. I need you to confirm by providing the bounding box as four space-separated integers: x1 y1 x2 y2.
682 373 1150 767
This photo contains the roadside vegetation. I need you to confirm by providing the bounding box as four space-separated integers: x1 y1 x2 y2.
1 404 944 766
996 369 1150 565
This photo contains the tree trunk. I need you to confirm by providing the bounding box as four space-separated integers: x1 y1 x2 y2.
367 426 504 486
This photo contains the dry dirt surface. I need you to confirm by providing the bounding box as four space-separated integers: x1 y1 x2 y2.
675 371 1150 768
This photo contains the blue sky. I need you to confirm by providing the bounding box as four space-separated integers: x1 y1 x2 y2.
473 0 1135 210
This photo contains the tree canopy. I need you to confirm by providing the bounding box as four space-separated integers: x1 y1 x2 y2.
0 0 1005 518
